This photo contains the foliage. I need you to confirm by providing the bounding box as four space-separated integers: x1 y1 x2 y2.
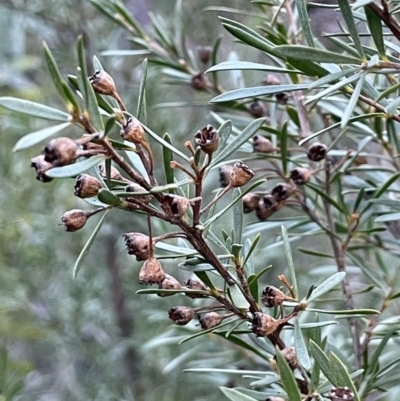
3 1 400 401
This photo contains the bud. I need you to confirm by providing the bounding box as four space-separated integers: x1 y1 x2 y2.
31 155 53 182
290 167 312 186
125 183 152 204
328 387 354 401
230 161 254 187
120 117 146 145
249 102 265 118
158 274 182 296
191 73 207 90
185 277 207 291
307 142 327 162
139 256 165 285
74 174 102 198
162 194 189 218
168 306 194 325
263 74 280 86
89 70 116 96
276 92 289 105
61 209 88 232
271 183 294 201
98 163 123 181
44 137 79 167
219 165 234 188
280 347 298 369
252 135 274 153
197 46 212 64
242 193 260 213
123 232 151 261
194 125 219 154
261 286 289 307
198 312 223 330
252 312 280 337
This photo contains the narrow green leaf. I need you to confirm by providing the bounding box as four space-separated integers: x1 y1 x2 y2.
207 61 300 74
212 118 265 166
294 0 315 47
375 213 400 222
243 233 260 268
337 0 365 58
101 49 151 57
364 6 385 58
214 119 232 158
211 84 311 103
281 225 298 298
275 350 302 401
0 97 70 121
307 272 346 302
310 340 338 386
307 308 379 315
136 288 208 296
280 122 288 175
46 155 108 178
341 72 367 128
228 284 250 309
220 387 258 401
294 318 311 370
232 188 243 244
306 183 346 214
248 265 272 286
97 188 123 206
137 58 147 124
62 81 80 113
73 209 110 278
309 68 357 90
194 271 217 291
274 45 362 64
247 273 259 301
93 55 104 71
43 42 67 102
163 133 174 191
112 0 146 38
13 122 71 152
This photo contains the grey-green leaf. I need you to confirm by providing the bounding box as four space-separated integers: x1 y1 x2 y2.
310 340 338 386
294 318 311 370
206 61 300 74
220 387 258 401
281 225 298 298
307 272 346 302
275 350 302 401
46 155 108 178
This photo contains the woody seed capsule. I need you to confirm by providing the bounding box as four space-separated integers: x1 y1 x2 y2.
158 274 182 296
280 347 298 369
123 232 151 261
230 161 254 187
261 286 287 307
89 70 116 96
328 387 354 401
74 174 102 198
120 117 146 145
44 137 79 167
168 306 194 325
198 312 223 330
125 183 152 204
185 277 207 291
307 142 327 162
98 163 123 181
194 125 219 154
242 193 260 214
271 183 294 201
197 46 212 64
290 167 312 185
31 155 53 182
139 256 165 285
252 312 280 337
191 73 207 90
253 135 274 153
219 165 234 188
162 194 189 218
249 102 265 118
61 209 88 232
263 74 280 86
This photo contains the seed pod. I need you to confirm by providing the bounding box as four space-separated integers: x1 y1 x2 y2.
263 74 280 86
123 232 151 261
328 387 354 401
194 125 219 154
198 312 223 330
242 193 260 214
290 167 312 185
44 137 79 167
219 165 233 188
139 256 165 285
253 135 274 153
197 46 212 64
61 209 89 232
252 312 280 337
256 202 275 220
162 194 189 218
307 142 327 162
125 183 152 204
83 142 105 152
89 70 116 96
98 163 123 181
280 347 298 369
262 194 280 211
191 73 207 90
168 306 194 325
276 92 289 105
271 183 294 201
31 155 53 182
249 102 265 118
74 174 102 198
120 117 146 145
185 277 207 291
158 274 182 296
261 286 288 307
230 161 254 187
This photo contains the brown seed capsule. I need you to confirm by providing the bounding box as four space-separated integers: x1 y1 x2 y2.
261 286 288 307
123 232 151 261
219 165 234 188
263 74 281 86
44 137 79 167
290 167 312 185
120 117 146 145
198 312 223 330
249 102 265 118
61 209 89 232
89 70 116 96
31 155 53 182
328 387 354 401
74 174 102 198
185 277 207 291
281 347 298 369
307 142 327 162
252 312 280 337
256 195 283 220
197 46 212 64
194 125 219 154
82 142 105 152
98 163 123 181
139 256 165 285
230 161 254 187
271 183 294 201
168 306 194 325
125 183 152 204
242 193 260 214
276 92 289 105
255 202 275 220
191 73 207 90
162 194 189 218
253 135 274 153
158 274 182 296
